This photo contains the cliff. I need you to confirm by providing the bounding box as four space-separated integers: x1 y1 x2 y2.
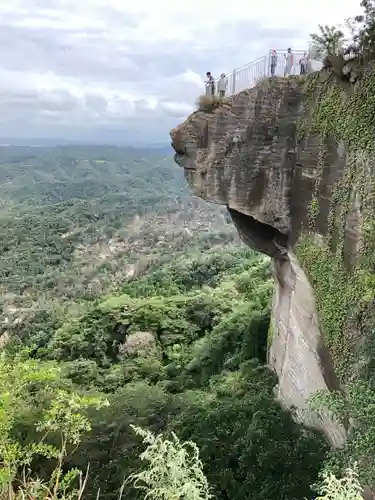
170 71 375 448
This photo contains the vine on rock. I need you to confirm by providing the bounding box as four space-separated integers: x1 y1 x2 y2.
296 68 375 381
304 69 375 155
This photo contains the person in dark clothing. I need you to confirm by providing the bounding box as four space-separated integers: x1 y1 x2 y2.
205 72 215 96
270 49 278 76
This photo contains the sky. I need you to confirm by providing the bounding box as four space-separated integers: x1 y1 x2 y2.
0 0 360 145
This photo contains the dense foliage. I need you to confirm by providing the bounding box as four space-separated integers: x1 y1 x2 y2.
30 244 328 500
1 1 370 495
1 245 329 499
0 144 332 499
0 145 237 337
0 145 183 290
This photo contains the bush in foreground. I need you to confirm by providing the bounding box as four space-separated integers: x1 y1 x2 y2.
127 425 212 500
313 465 363 500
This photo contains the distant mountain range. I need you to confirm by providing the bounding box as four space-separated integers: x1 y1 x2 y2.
0 138 171 149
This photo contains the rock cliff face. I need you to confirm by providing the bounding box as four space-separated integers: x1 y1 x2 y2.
170 74 375 448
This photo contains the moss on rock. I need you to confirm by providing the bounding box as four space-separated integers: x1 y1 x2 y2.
295 69 375 384
303 69 375 154
296 235 375 382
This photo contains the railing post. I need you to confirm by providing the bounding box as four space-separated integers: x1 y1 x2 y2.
232 69 236 95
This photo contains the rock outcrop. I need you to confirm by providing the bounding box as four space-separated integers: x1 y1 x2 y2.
170 73 375 448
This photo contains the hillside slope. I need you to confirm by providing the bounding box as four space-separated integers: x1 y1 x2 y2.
0 145 238 338
0 144 330 500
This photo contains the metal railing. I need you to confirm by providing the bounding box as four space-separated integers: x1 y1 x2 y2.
208 49 322 97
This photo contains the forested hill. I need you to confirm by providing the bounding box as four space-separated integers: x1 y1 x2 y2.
0 145 238 333
0 145 179 209
0 144 331 500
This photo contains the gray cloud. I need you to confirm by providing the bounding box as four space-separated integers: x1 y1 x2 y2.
0 1 309 143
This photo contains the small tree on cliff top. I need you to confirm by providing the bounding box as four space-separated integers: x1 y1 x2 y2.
349 0 375 63
309 24 346 60
309 1 375 66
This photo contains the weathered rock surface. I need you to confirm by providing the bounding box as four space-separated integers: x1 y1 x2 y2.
170 77 351 446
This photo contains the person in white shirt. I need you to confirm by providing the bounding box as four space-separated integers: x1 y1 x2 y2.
284 48 294 76
217 73 228 97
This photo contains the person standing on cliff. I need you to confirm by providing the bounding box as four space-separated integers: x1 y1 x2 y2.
217 73 228 97
270 49 278 76
299 52 309 75
205 72 215 96
284 48 294 76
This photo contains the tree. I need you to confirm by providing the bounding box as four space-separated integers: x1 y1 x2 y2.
173 362 328 500
0 350 108 499
350 0 375 62
309 25 346 60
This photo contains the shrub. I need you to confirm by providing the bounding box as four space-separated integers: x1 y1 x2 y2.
196 94 221 112
312 464 363 499
126 425 212 500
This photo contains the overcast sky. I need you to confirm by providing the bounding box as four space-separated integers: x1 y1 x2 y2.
0 0 360 144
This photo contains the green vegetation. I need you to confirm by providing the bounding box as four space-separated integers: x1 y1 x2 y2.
0 351 108 500
0 145 184 291
296 237 364 377
27 244 328 500
310 382 375 488
297 65 375 380
304 71 375 154
1 243 329 499
4 1 375 495
299 6 375 366
0 144 332 499
125 425 212 500
308 25 345 61
0 145 237 339
313 465 363 500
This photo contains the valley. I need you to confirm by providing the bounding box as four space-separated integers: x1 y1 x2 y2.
0 144 327 500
